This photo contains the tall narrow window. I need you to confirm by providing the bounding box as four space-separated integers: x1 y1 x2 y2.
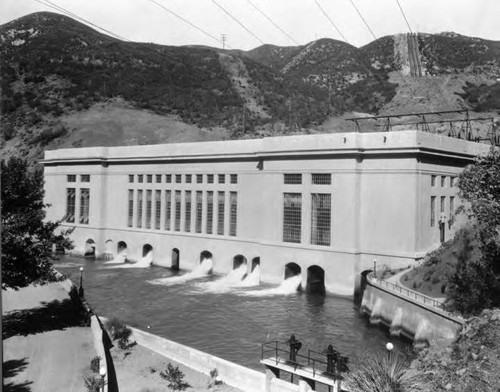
283 193 302 243
217 191 225 235
165 190 171 230
311 193 331 246
206 191 214 234
441 176 446 187
450 196 455 224
166 174 172 183
196 191 203 233
174 190 181 231
137 190 143 228
176 175 182 184
127 190 134 227
145 190 152 229
147 174 153 183
218 174 225 184
138 175 144 183
430 196 436 227
128 175 134 183
184 191 192 232
431 175 436 187
155 190 161 229
186 174 192 184
66 188 75 223
197 174 203 184
155 174 162 183
229 192 237 236
230 174 238 184
440 196 445 214
79 188 90 224
207 174 214 184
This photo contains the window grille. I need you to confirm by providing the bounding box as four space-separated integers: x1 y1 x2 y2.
128 175 134 183
138 175 144 183
229 192 237 236
67 175 76 182
147 174 153 183
218 174 225 184
441 176 446 187
430 196 436 227
66 188 75 223
145 190 152 229
165 190 171 230
206 191 214 234
175 174 182 184
156 174 162 183
283 193 302 243
431 175 436 187
137 190 143 228
174 191 181 231
230 174 238 184
186 174 192 184
155 190 161 229
127 190 133 227
196 191 203 233
81 174 90 182
284 174 302 185
311 193 331 246
207 174 214 184
197 174 203 184
312 174 331 185
185 191 192 232
79 188 90 224
217 191 225 235
166 174 172 183
451 177 457 187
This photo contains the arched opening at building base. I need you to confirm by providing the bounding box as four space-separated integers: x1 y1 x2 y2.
84 239 96 258
306 265 326 295
233 255 247 269
172 248 180 270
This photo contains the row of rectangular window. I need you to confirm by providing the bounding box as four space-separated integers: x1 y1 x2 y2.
284 173 332 185
65 188 90 224
431 175 457 188
283 192 332 246
430 195 456 227
129 174 238 184
67 174 90 182
128 189 237 236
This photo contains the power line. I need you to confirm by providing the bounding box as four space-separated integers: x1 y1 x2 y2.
245 0 299 46
210 0 265 45
145 0 232 49
348 0 377 41
313 0 348 43
395 0 413 34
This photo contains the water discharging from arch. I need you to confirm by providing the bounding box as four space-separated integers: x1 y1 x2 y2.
108 250 153 268
196 263 248 293
104 250 128 264
238 264 260 287
241 274 302 297
148 257 213 286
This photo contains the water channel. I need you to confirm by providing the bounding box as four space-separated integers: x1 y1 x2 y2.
55 255 411 370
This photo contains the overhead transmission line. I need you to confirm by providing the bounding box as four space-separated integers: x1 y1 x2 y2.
395 0 413 34
33 0 186 64
210 0 265 45
146 0 233 49
245 0 299 46
348 0 377 41
313 0 348 43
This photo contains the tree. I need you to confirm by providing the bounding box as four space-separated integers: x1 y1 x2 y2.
1 157 73 289
444 149 500 315
159 363 190 392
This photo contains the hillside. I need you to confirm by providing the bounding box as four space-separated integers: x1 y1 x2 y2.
1 12 500 163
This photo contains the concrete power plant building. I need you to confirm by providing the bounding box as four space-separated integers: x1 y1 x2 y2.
42 130 491 295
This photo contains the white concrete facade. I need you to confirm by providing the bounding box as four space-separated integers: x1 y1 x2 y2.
42 131 491 295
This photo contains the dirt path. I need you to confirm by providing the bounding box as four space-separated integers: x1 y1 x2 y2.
3 282 96 392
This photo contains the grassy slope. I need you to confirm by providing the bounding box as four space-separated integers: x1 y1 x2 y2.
400 226 480 298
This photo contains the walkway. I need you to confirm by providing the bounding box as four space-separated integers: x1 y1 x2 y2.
3 282 96 392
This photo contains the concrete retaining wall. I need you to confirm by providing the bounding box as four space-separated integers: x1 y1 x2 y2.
361 279 463 346
130 327 266 392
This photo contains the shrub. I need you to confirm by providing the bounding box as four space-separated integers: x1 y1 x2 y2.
105 317 133 349
89 356 101 374
208 368 223 388
431 275 441 285
83 375 105 392
160 363 190 392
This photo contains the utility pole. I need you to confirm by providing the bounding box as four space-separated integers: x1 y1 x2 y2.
221 34 227 49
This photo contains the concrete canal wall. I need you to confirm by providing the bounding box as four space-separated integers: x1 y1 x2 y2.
361 274 463 346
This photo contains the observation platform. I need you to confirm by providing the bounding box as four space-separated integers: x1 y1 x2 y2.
260 341 347 392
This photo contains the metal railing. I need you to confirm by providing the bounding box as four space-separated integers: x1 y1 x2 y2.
261 341 339 381
367 272 443 309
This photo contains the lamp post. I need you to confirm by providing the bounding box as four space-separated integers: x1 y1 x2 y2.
99 365 106 392
385 342 394 362
373 259 377 279
78 267 84 298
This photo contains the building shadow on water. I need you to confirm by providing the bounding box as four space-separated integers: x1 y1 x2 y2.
2 298 87 339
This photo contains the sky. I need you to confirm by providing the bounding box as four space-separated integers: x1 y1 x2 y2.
1 0 499 50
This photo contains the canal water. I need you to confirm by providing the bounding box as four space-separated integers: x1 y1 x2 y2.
55 256 411 370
